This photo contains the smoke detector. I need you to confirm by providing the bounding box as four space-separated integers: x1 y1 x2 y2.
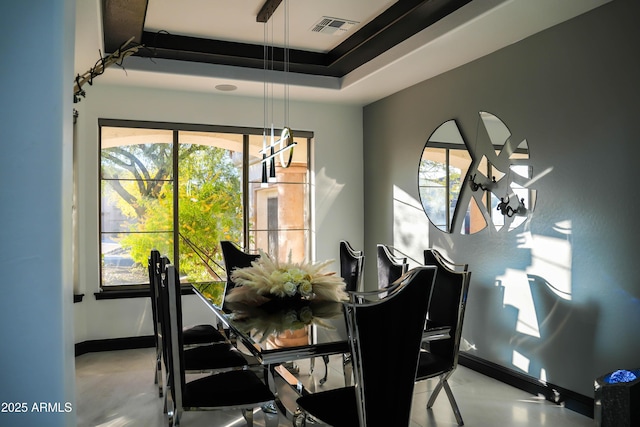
310 17 359 36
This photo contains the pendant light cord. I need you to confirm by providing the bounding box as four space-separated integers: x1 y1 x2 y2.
284 0 290 128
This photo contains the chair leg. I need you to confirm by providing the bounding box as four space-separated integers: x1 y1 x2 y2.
442 379 464 426
163 372 171 415
166 395 179 427
319 355 330 385
241 408 254 427
342 353 353 386
156 351 163 398
426 376 445 408
310 356 330 384
263 404 280 427
293 409 307 427
427 374 464 426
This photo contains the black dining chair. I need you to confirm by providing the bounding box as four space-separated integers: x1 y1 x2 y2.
219 241 262 352
220 240 260 304
294 266 438 427
311 240 365 385
153 255 256 411
417 249 471 426
162 263 279 427
148 250 228 397
340 240 365 292
424 248 468 274
376 244 408 289
158 255 254 362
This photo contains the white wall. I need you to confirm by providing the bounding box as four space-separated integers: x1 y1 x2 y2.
73 84 363 343
363 0 640 397
0 1 76 426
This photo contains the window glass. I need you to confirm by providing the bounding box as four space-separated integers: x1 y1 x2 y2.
177 131 244 283
247 134 309 264
100 128 174 286
99 123 311 288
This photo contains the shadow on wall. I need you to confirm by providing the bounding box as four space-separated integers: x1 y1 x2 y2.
393 175 603 396
425 215 602 395
513 275 598 392
461 275 598 396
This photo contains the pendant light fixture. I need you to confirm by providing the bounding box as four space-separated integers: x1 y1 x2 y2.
258 0 296 185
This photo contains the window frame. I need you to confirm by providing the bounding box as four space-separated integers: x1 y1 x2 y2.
96 118 313 298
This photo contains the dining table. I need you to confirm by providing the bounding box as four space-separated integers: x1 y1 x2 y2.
192 284 451 417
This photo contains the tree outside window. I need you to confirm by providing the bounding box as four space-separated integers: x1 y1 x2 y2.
99 122 310 293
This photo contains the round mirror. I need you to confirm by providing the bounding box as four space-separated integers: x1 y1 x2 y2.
418 112 536 234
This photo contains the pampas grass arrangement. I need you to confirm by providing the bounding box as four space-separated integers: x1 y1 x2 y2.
226 250 348 306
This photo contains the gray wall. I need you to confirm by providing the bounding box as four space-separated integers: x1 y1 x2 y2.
363 0 640 397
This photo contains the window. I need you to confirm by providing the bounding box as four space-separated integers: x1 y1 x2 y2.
99 120 311 290
267 197 279 255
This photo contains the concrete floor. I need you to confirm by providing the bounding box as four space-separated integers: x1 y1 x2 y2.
75 347 594 427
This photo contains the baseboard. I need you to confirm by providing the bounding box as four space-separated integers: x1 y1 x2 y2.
75 335 154 357
459 352 594 419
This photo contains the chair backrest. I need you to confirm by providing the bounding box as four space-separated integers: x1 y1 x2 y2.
422 249 470 369
161 263 187 409
347 266 437 427
424 248 468 273
376 244 408 289
155 255 173 368
340 240 365 292
148 249 162 340
220 241 260 305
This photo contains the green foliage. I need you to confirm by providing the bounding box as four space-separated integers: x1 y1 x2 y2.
103 142 243 284
177 144 243 282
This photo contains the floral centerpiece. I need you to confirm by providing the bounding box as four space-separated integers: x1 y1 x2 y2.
225 250 348 306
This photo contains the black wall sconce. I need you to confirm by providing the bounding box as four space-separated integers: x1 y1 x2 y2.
469 174 496 192
497 196 527 217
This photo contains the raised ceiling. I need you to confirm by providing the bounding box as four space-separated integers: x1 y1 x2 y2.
103 0 471 77
75 0 612 106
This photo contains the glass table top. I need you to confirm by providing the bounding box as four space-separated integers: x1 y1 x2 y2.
192 283 450 365
193 285 349 364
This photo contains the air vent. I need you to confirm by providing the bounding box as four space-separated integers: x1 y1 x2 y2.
310 16 359 36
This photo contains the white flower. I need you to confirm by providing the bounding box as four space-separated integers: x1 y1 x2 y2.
299 280 313 297
289 268 307 282
281 271 293 283
283 281 298 297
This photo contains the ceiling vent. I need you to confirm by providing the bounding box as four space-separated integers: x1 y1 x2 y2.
311 17 359 36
